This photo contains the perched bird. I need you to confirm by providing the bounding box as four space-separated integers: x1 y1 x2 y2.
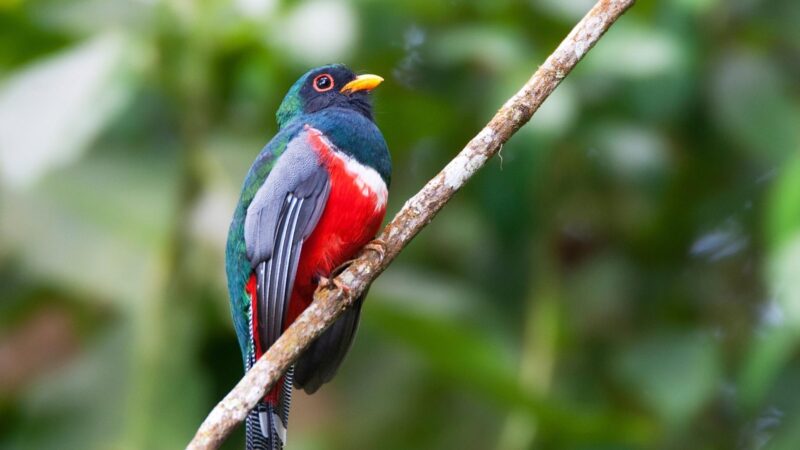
225 64 390 450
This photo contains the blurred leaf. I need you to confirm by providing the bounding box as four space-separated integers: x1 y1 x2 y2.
583 21 687 78
233 0 279 20
0 151 177 307
740 156 800 406
0 33 136 188
9 325 132 450
124 308 209 450
368 271 653 444
766 409 800 450
593 123 670 184
673 0 719 14
0 0 22 10
35 0 154 34
534 0 598 21
0 1 799 449
372 267 493 321
740 237 800 406
566 253 636 337
767 165 800 331
271 0 358 65
711 52 800 163
430 25 528 70
765 156 800 251
365 298 537 413
614 332 721 426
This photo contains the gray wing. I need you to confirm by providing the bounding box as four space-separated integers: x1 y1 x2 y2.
244 130 331 352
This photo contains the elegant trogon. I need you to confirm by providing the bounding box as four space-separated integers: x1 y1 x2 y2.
225 64 390 450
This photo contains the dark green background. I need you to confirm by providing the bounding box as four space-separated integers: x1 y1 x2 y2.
1 0 800 449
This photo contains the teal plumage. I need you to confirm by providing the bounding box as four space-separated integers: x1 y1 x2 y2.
225 64 390 450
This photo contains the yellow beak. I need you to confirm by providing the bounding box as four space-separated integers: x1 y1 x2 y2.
340 74 384 94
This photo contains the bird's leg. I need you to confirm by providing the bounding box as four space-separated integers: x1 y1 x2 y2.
363 238 387 260
324 239 389 283
314 258 356 297
329 260 353 278
314 239 387 297
315 274 351 297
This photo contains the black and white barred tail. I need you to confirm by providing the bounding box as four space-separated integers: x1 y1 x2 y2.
245 367 294 450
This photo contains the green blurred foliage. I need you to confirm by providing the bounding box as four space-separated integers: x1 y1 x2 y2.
1 0 800 449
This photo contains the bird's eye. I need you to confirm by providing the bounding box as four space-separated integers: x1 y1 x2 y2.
313 74 334 92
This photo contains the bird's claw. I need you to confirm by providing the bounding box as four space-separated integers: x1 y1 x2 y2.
317 275 351 297
314 239 386 299
363 239 387 259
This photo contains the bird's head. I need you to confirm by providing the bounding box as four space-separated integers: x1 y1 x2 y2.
276 64 383 129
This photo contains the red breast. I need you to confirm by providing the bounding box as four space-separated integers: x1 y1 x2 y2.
286 127 388 325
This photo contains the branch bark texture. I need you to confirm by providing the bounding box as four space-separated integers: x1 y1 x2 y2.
187 1 634 448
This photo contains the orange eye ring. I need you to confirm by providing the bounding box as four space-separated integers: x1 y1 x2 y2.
312 74 334 92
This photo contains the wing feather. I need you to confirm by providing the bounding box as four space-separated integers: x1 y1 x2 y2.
246 129 331 358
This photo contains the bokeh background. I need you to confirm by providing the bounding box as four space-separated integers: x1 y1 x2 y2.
2 0 800 449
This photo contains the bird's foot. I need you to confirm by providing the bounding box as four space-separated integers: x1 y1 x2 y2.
363 238 387 260
317 275 351 297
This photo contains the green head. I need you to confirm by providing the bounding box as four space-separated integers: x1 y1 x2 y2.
276 64 383 129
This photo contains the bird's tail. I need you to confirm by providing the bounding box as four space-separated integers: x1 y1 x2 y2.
245 368 294 450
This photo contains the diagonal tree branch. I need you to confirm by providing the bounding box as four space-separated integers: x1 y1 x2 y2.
187 1 635 448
